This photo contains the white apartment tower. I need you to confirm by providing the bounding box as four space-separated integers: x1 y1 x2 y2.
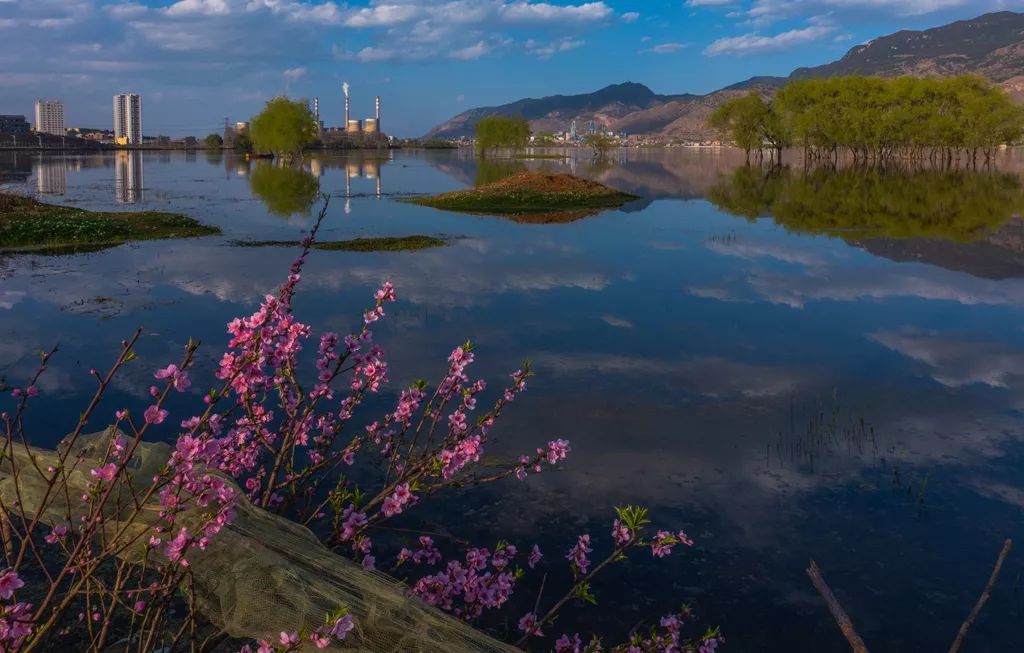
113 93 142 145
34 100 64 136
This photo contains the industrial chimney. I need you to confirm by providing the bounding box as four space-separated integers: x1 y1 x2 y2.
343 82 350 127
313 97 320 131
376 96 381 122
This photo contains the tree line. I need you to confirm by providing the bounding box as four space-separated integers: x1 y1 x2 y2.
709 75 1024 165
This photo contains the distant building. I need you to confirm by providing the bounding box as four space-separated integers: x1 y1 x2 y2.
34 100 64 136
113 93 142 145
0 115 30 134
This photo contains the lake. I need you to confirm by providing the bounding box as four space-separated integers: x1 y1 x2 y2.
2 148 1024 652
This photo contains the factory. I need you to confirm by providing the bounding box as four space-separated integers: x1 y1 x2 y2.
321 82 387 147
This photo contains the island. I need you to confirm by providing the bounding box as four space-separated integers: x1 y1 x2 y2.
0 193 220 254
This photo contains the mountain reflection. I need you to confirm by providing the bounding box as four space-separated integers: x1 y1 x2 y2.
708 165 1024 242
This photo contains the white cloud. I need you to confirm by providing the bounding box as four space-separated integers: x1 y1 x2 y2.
525 36 585 58
343 4 422 27
283 66 306 81
704 20 835 55
621 11 639 22
166 0 233 16
450 40 492 60
687 0 733 5
640 42 688 54
498 1 612 23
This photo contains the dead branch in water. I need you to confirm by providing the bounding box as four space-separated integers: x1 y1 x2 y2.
808 538 1014 653
806 560 870 653
947 539 1013 653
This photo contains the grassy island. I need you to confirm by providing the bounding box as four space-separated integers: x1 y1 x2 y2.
407 172 638 223
235 235 448 252
0 193 220 254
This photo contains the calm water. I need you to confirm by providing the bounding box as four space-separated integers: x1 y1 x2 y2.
3 149 1024 651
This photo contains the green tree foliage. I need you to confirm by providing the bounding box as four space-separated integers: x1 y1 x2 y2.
475 116 530 157
204 133 224 148
234 132 253 153
708 92 788 160
772 75 1024 161
533 131 557 147
710 77 1024 162
583 132 616 159
249 97 318 156
708 165 1024 242
248 164 320 216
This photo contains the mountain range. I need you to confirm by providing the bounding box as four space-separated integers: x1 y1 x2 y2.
424 10 1024 141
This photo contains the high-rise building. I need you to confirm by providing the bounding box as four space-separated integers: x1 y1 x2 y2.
113 93 142 145
0 115 30 134
34 100 64 136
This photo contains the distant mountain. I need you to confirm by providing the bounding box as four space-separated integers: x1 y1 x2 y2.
425 82 689 139
424 11 1024 141
792 11 1024 82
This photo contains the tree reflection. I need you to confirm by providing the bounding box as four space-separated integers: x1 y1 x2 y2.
249 163 320 216
707 165 1024 242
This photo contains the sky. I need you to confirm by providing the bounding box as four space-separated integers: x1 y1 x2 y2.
0 0 1017 137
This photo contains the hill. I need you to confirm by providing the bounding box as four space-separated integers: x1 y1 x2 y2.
424 11 1024 141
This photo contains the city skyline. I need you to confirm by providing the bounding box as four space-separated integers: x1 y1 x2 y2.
0 0 1017 137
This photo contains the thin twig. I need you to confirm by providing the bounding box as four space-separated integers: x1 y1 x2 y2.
947 539 1013 653
806 560 870 653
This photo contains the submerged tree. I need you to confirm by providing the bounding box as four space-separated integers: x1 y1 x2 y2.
475 116 531 157
249 96 318 157
583 132 616 159
708 92 788 161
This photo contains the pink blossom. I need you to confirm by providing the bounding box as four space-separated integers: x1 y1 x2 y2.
44 525 68 544
144 405 168 425
612 519 632 546
566 534 592 575
555 633 583 653
89 463 118 483
517 612 543 638
329 614 354 640
279 631 299 647
528 544 543 569
155 364 191 392
0 570 24 600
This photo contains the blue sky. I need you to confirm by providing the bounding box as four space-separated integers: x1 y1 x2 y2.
0 0 1016 136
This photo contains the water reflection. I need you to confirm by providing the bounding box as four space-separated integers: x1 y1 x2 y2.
35 155 67 195
4 150 1024 651
114 151 143 204
248 162 320 216
707 165 1024 242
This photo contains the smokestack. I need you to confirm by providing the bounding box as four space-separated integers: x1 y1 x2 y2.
375 96 380 122
343 82 350 126
314 96 320 127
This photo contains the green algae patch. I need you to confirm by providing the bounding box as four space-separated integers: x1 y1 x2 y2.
406 172 637 222
234 235 448 252
0 193 220 254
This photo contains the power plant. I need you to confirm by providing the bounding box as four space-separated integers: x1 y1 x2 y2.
338 81 381 137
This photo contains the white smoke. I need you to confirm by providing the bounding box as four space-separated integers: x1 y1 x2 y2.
342 82 350 98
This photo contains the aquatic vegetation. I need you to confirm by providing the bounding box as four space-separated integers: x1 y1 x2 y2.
234 235 448 252
409 172 638 222
0 193 220 253
1 199 716 652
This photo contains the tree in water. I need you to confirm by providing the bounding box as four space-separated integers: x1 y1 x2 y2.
475 116 530 157
249 97 318 158
708 92 788 162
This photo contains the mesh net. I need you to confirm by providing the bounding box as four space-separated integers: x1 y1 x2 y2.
1 429 524 653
